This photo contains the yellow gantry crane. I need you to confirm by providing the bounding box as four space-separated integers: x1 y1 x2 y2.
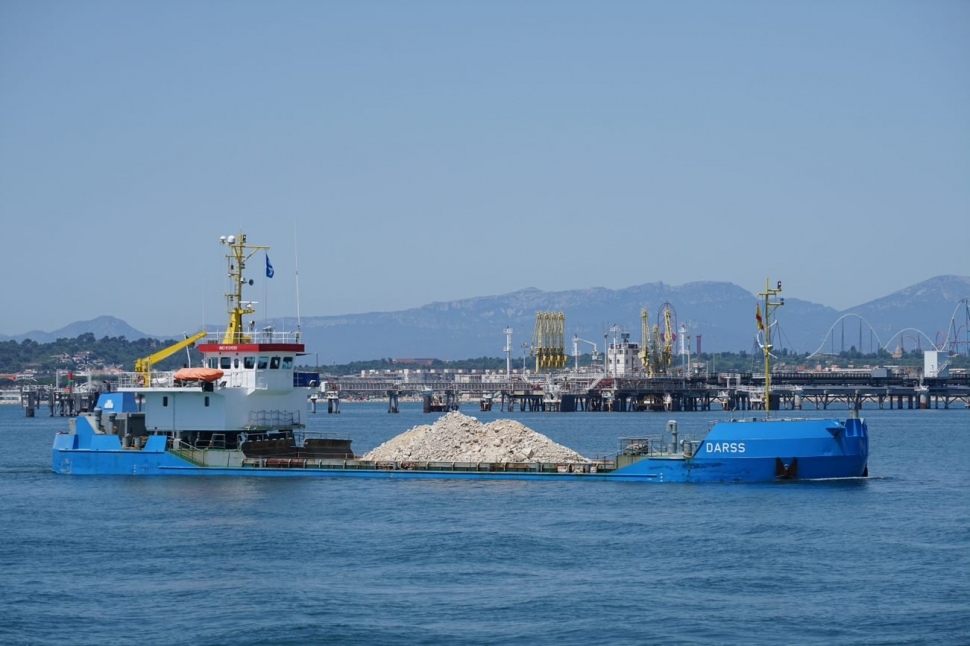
531 311 567 372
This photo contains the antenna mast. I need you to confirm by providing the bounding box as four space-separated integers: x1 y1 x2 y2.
294 220 302 340
219 233 268 344
759 278 784 417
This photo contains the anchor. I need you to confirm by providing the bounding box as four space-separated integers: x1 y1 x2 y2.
774 457 799 480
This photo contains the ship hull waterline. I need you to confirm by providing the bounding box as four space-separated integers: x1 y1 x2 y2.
53 417 869 483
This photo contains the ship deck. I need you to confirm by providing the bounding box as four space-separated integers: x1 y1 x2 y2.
237 457 616 474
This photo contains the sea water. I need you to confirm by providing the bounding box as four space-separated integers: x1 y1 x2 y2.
1 402 968 645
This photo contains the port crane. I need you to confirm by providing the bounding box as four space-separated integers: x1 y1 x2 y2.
531 312 567 372
658 302 676 374
639 308 655 376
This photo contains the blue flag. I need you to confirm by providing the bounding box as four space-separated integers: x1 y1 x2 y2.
265 254 274 279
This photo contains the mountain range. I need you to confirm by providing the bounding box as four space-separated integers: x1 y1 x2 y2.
5 276 968 364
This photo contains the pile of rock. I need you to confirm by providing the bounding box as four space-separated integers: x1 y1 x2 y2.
362 412 589 464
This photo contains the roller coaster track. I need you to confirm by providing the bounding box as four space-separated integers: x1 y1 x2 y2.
942 298 970 355
801 297 970 359
880 328 941 354
807 313 886 358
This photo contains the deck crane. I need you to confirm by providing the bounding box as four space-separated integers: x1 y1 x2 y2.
572 334 600 370
134 331 208 386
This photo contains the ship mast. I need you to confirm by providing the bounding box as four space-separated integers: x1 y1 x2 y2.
759 278 784 417
220 233 269 344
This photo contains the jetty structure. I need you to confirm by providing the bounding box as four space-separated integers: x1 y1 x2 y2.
20 362 969 419
316 352 969 415
319 365 969 413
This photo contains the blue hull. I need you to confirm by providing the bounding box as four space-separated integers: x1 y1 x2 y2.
52 417 869 483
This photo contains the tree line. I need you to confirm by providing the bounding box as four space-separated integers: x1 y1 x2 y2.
0 334 193 376
1 334 964 384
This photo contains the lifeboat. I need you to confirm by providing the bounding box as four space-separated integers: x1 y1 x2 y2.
172 368 224 383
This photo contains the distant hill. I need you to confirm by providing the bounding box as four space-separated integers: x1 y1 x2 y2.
292 275 969 364
3 276 968 363
0 316 152 344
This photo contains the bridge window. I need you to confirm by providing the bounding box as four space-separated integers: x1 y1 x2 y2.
244 356 255 369
207 358 218 369
282 356 294 370
220 357 232 370
257 356 269 370
270 357 281 369
163 396 169 407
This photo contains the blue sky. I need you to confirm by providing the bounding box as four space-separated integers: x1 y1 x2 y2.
2 0 968 337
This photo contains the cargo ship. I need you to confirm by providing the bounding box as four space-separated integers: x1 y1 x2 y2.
51 235 869 482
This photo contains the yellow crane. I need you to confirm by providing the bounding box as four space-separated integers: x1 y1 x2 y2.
134 331 208 386
531 311 567 372
660 306 674 373
639 308 654 377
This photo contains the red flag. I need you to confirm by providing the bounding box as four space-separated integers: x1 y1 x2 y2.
756 304 764 331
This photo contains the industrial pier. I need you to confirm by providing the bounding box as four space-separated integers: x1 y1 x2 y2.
10 368 969 419
318 312 970 413
321 369 970 413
